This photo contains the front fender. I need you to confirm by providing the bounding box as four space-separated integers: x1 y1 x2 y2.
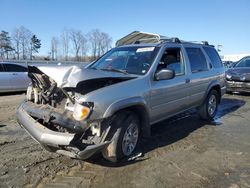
103 96 151 137
103 96 149 118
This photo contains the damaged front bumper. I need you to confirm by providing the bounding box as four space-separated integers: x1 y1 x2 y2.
16 101 110 159
226 80 250 93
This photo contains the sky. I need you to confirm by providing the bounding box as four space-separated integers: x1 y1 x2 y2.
0 0 249 56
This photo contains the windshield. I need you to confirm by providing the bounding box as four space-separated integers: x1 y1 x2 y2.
234 57 250 68
89 46 159 75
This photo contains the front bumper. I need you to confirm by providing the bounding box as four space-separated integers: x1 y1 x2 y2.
226 80 250 93
16 101 110 159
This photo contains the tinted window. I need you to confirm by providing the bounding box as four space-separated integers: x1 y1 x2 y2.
0 64 4 72
186 48 208 72
4 64 27 72
203 47 222 68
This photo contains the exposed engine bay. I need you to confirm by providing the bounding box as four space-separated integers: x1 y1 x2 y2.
16 65 137 159
24 65 134 141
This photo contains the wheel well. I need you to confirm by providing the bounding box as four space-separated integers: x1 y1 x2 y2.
115 105 151 137
210 85 221 103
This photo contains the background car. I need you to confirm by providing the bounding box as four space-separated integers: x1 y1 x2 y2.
226 56 250 93
0 62 30 93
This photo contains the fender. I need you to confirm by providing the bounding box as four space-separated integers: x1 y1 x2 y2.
202 80 222 104
103 96 151 137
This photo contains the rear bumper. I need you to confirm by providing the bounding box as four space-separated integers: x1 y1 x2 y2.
16 101 110 159
226 80 250 93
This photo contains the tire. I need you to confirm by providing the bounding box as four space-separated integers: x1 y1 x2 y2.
102 111 140 162
198 90 219 121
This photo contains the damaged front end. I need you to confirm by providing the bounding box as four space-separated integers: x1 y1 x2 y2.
16 66 112 159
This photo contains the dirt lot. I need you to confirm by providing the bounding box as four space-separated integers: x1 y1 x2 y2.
0 93 249 188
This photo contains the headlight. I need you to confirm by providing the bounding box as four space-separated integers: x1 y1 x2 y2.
73 102 93 121
226 74 232 80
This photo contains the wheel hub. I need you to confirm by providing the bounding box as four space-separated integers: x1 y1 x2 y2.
122 122 139 156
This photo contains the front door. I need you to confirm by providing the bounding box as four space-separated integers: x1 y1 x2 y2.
150 47 190 123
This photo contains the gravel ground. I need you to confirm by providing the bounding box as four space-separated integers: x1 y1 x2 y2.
0 93 249 188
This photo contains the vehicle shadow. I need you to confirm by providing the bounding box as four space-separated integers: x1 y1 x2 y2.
0 91 25 96
87 97 245 167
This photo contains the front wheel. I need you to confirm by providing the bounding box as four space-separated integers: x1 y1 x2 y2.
102 111 140 162
198 90 219 120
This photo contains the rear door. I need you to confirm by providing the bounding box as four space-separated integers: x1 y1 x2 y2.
3 63 29 91
0 63 11 92
183 46 211 107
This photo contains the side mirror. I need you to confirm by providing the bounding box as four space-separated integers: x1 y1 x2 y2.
155 68 175 81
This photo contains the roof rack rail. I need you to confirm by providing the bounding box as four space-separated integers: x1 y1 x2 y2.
186 41 210 45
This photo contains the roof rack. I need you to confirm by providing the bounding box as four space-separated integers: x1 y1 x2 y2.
184 41 210 45
116 31 210 46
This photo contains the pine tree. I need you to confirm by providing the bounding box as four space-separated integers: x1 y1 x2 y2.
0 31 14 59
30 35 41 60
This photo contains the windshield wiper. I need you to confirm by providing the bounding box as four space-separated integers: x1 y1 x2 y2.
88 67 97 70
101 68 128 74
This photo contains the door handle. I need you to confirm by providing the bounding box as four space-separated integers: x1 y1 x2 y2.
12 73 18 75
185 78 190 83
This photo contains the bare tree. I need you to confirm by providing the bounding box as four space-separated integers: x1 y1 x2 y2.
61 29 70 61
51 37 59 61
12 28 21 59
88 29 112 59
19 26 32 59
69 29 86 61
99 32 112 56
87 29 99 59
80 35 87 61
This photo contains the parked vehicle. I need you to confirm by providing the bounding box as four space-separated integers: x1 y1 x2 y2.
0 62 30 93
222 61 234 68
16 31 226 162
226 56 250 93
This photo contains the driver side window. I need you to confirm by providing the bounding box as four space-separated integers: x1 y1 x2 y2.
157 48 185 76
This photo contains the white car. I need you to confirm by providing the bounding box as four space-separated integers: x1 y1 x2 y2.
0 62 30 93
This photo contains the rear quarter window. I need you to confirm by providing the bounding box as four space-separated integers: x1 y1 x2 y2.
203 47 223 68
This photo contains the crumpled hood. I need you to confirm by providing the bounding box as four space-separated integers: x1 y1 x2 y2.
36 65 135 88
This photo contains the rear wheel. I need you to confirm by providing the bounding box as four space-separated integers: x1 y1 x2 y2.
102 111 140 162
198 90 219 120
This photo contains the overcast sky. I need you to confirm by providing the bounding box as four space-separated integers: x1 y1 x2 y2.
1 0 249 55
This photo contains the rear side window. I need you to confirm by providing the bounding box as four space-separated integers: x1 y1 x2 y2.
186 48 208 73
4 64 27 72
203 47 222 68
0 64 4 72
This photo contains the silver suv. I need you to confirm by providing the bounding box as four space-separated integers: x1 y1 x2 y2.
16 31 226 162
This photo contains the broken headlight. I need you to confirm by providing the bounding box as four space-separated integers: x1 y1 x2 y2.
73 102 93 121
226 73 232 80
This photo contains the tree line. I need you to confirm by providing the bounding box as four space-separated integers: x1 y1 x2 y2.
0 26 112 62
52 28 112 62
0 27 41 60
